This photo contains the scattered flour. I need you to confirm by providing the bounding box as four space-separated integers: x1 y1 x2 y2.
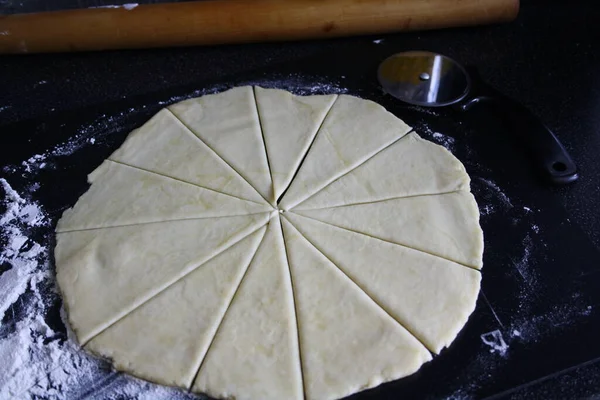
4 108 140 177
480 330 509 356
244 76 349 96
413 125 455 153
508 301 594 345
474 179 542 313
156 77 349 108
0 179 196 399
431 131 456 152
409 106 441 117
510 234 537 288
5 77 347 179
0 179 47 322
477 177 513 209
479 204 495 217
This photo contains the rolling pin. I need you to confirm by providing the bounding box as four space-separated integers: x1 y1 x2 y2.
0 0 519 54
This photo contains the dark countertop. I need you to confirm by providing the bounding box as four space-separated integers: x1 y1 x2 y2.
1 1 600 399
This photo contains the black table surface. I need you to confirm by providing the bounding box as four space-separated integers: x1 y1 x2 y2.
1 1 600 399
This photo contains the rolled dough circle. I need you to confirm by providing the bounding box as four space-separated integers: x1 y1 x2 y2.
55 86 483 400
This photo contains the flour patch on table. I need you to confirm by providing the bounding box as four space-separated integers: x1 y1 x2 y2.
431 131 456 152
240 74 349 96
510 233 538 290
468 177 593 359
156 75 349 109
508 300 594 346
0 180 195 399
480 330 509 356
408 106 441 117
413 124 457 153
479 204 495 217
476 178 513 209
4 109 138 178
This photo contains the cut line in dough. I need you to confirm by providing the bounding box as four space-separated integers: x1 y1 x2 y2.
169 87 274 205
279 94 412 211
284 212 481 353
56 213 270 344
293 131 470 211
281 217 431 400
279 214 309 399
253 88 275 204
84 226 267 388
255 86 338 203
293 191 484 269
56 160 272 232
109 108 268 205
193 215 303 400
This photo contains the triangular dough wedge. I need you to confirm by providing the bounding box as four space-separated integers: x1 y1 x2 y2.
279 94 412 210
294 191 483 269
280 218 431 400
285 213 481 354
85 227 267 388
255 86 337 201
56 213 270 344
169 87 274 204
109 108 266 204
193 215 302 400
56 160 271 232
295 132 470 211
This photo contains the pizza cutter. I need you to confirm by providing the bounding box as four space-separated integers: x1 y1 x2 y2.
377 51 578 185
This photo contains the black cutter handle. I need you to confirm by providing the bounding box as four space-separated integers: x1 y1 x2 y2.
459 70 578 185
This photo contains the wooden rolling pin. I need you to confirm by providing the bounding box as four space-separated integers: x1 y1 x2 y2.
0 0 519 54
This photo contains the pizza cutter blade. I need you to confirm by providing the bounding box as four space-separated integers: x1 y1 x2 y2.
377 51 578 185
